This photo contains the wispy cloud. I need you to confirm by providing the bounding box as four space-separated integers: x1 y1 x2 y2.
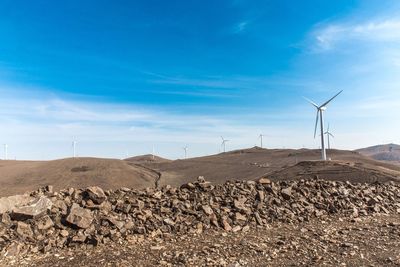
233 21 249 34
0 89 303 159
312 18 400 51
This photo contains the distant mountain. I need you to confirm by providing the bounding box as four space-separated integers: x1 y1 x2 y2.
356 144 400 164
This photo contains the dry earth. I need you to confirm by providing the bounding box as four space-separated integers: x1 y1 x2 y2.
1 147 400 197
0 158 157 197
357 144 400 165
4 214 399 267
126 147 400 187
1 177 400 267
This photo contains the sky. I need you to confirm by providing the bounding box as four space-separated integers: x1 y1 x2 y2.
0 0 400 160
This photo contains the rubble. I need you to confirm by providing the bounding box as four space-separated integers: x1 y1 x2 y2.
0 177 399 258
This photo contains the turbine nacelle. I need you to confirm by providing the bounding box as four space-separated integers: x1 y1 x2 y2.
304 90 343 161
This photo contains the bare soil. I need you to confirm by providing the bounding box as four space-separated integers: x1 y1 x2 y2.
3 214 399 267
1 147 400 197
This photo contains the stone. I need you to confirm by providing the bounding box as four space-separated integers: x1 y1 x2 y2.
235 212 247 221
201 205 213 215
163 218 175 226
257 190 265 202
60 230 69 237
221 217 232 231
36 215 54 230
16 222 34 239
11 196 52 221
2 241 24 257
257 177 271 184
66 203 93 229
86 186 107 204
281 187 292 200
0 194 34 214
52 199 68 215
46 185 54 194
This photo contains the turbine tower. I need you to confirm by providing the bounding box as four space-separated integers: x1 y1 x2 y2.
304 90 342 161
221 136 229 153
259 134 265 148
72 140 77 158
183 146 188 159
324 124 335 150
3 144 8 160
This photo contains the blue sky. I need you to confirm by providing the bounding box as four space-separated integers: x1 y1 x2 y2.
1 0 400 160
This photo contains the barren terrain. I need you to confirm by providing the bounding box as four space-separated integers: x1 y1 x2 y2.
1 147 400 197
5 214 399 267
357 144 400 165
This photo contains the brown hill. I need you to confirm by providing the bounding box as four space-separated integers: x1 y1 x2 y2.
1 147 400 197
134 147 400 187
356 144 400 165
0 158 157 197
125 154 171 163
267 160 400 183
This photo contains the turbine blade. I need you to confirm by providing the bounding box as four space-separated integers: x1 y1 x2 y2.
320 90 343 108
303 97 319 108
314 111 319 138
329 133 335 138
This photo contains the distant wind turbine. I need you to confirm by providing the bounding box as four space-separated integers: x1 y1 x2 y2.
72 139 77 158
183 146 188 159
304 90 342 160
324 124 334 150
3 144 8 160
221 136 229 153
258 134 265 148
152 145 155 160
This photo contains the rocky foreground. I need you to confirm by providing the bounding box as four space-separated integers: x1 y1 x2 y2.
1 177 400 266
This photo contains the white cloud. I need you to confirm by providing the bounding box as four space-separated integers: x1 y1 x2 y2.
0 92 302 160
313 18 400 51
233 21 249 34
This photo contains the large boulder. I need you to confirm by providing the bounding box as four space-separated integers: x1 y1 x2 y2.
86 186 107 204
66 203 93 229
10 196 52 221
0 195 34 215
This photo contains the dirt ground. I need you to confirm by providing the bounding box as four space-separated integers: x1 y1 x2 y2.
1 147 400 197
3 214 399 267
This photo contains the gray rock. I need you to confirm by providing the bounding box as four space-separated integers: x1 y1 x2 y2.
11 196 52 221
0 194 33 215
281 187 292 200
86 186 107 204
36 215 54 230
66 203 93 229
16 222 34 239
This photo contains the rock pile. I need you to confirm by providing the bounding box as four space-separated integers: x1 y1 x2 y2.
1 177 400 257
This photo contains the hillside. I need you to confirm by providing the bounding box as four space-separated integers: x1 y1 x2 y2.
130 147 400 187
356 144 400 165
1 147 400 197
0 158 157 197
125 154 171 164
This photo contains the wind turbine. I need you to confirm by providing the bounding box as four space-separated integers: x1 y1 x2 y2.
258 134 265 148
183 146 188 159
152 145 155 160
304 90 342 160
72 139 77 158
324 124 334 150
3 144 8 160
221 136 229 153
